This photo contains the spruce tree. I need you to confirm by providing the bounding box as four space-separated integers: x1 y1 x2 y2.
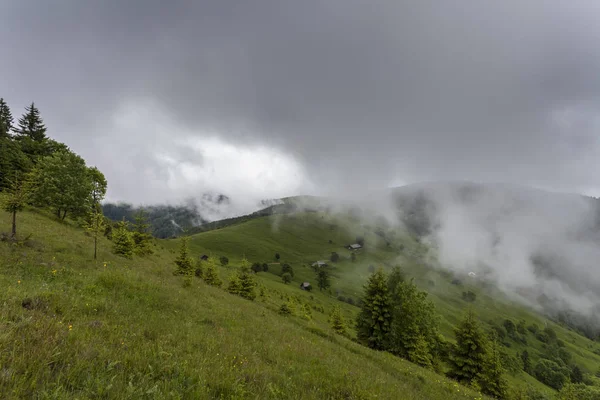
227 273 242 295
408 332 433 369
112 219 134 258
174 237 193 275
447 309 488 385
0 98 14 138
316 268 331 291
14 102 46 141
237 258 257 300
330 305 348 336
356 268 393 350
388 278 440 362
132 209 153 255
478 333 508 398
202 257 222 287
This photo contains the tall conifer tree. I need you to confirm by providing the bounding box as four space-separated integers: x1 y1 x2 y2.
356 268 393 350
447 309 488 385
0 98 13 138
14 102 46 141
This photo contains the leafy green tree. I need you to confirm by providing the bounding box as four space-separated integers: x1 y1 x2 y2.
0 137 31 190
132 209 153 255
174 237 193 275
13 102 46 141
281 263 294 277
28 150 94 220
533 359 569 390
1 172 30 238
447 309 488 385
202 257 222 287
83 205 106 260
262 263 268 272
570 365 583 384
251 262 262 273
282 272 292 284
0 98 14 138
356 268 393 350
112 219 134 258
330 251 340 262
329 305 348 336
88 166 107 205
478 333 508 398
275 253 280 261
316 268 331 291
219 256 229 266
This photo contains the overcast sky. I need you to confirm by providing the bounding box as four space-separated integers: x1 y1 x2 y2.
3 1 600 205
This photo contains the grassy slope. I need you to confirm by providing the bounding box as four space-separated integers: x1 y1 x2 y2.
174 211 600 396
0 207 489 400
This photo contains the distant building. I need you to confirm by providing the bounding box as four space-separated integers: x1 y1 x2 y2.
346 243 362 250
312 260 328 268
300 282 312 291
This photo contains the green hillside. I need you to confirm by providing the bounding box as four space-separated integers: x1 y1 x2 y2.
3 203 600 398
169 211 600 397
0 205 491 399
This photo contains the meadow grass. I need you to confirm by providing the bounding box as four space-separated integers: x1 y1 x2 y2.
0 207 490 399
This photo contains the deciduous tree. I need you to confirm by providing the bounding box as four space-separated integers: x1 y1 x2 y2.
28 150 94 220
1 172 30 238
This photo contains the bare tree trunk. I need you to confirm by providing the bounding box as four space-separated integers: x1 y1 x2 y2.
11 210 16 238
61 210 68 220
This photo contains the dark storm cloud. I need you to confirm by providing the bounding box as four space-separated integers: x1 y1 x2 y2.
3 1 600 197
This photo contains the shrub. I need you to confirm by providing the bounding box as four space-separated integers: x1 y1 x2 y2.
251 262 262 273
219 256 229 266
282 272 292 284
262 263 268 272
536 332 549 343
517 320 527 335
503 319 516 336
275 253 280 261
461 291 476 302
527 323 539 335
281 263 293 277
330 252 340 262
279 302 293 315
533 359 569 390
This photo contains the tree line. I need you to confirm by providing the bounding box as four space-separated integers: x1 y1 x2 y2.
0 98 107 243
